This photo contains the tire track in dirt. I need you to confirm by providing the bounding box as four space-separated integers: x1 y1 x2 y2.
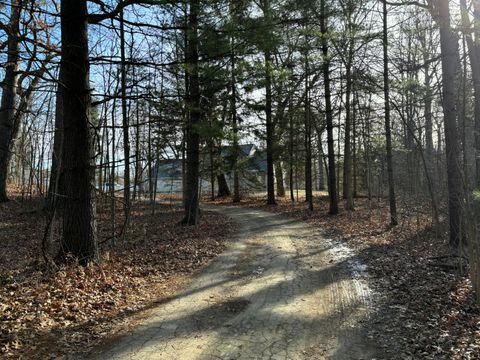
91 205 382 360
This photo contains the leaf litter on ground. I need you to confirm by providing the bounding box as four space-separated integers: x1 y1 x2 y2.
207 194 480 360
0 195 236 359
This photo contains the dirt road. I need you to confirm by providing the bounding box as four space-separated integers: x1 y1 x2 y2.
92 205 381 359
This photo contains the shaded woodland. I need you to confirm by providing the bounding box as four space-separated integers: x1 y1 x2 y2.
2 0 480 357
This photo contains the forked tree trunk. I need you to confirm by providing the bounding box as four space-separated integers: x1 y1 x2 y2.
57 0 98 264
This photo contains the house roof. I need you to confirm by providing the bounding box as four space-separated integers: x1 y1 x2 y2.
247 149 268 173
153 144 266 179
221 144 255 158
154 159 182 179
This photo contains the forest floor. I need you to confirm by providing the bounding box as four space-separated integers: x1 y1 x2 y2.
3 192 479 359
91 204 381 360
207 194 480 359
0 194 236 359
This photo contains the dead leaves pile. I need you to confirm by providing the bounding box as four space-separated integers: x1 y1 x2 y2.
0 200 236 359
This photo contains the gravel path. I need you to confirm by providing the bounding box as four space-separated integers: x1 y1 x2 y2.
91 205 381 359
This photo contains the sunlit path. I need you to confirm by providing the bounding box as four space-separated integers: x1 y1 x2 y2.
91 205 380 359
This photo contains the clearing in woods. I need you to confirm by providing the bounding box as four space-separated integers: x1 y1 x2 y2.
91 205 381 359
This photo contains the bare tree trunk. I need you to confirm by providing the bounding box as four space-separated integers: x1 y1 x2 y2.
419 25 435 187
47 67 65 210
382 0 398 226
209 142 215 201
432 0 464 247
182 0 201 225
316 127 325 191
217 173 230 197
321 0 338 215
229 2 241 203
0 0 21 202
147 98 154 204
262 0 275 206
57 0 98 264
305 61 313 211
275 161 285 197
265 48 276 205
343 48 354 210
470 0 480 188
288 90 295 202
119 8 131 233
133 83 142 201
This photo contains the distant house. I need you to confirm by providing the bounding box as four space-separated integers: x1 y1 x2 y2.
146 144 267 195
151 159 184 194
219 144 268 192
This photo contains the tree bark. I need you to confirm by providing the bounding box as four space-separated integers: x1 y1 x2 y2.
316 127 326 191
289 96 295 202
305 73 313 211
275 161 285 197
0 0 21 202
265 48 276 205
382 0 398 226
57 0 98 264
262 0 275 206
47 67 65 211
471 0 480 188
217 173 231 197
343 47 354 210
182 0 201 225
230 2 241 203
321 0 338 215
119 8 131 229
432 0 464 247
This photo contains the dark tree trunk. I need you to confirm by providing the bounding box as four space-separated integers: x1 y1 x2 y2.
275 161 285 197
47 67 65 211
182 0 201 225
229 3 241 203
133 81 142 201
321 0 338 215
343 49 354 210
57 0 98 264
119 9 131 228
209 142 215 201
217 173 231 197
305 78 313 211
419 23 434 167
0 0 21 202
289 97 295 202
262 0 275 205
382 0 398 226
265 48 276 205
316 128 326 191
459 0 480 188
433 0 464 247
